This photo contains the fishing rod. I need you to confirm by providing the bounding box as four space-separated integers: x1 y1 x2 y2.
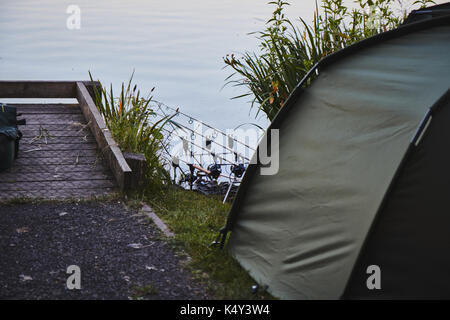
150 103 256 164
150 101 248 199
164 137 246 182
159 123 227 172
162 137 222 186
150 107 247 161
162 126 245 202
152 100 256 152
160 125 244 180
169 148 235 181
158 126 238 166
159 125 211 175
151 111 252 162
150 110 221 165
150 108 228 161
150 108 237 164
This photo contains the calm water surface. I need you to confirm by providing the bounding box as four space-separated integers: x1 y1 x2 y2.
0 0 433 130
0 0 323 130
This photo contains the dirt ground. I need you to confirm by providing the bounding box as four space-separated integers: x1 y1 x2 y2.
0 200 209 300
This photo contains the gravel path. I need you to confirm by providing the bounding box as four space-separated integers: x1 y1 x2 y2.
0 201 210 300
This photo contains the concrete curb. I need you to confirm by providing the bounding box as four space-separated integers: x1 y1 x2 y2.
140 204 174 238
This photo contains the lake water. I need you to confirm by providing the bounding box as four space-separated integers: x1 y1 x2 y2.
0 0 326 131
0 0 437 171
0 0 435 130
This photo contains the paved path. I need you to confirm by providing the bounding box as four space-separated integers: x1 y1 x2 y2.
0 201 209 300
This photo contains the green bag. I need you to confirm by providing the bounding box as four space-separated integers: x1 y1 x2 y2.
0 104 25 172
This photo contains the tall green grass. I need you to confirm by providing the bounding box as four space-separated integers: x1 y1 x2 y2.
89 72 171 194
224 0 434 121
145 187 273 299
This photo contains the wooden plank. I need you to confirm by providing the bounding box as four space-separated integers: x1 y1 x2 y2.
21 136 95 144
17 110 81 115
9 103 79 107
0 172 113 183
14 156 100 165
76 82 132 191
123 152 147 190
19 124 88 131
3 164 110 174
0 81 100 98
18 149 99 158
0 81 77 98
23 113 85 120
23 114 86 124
11 103 80 110
20 127 90 137
0 188 116 199
20 143 97 151
0 179 116 191
15 106 82 114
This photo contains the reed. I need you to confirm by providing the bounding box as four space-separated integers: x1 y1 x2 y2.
89 72 172 193
224 0 434 121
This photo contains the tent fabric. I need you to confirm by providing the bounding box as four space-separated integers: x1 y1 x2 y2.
225 20 450 299
343 89 450 299
403 2 450 24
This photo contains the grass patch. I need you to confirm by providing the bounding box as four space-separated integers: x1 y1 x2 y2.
144 187 273 300
130 283 159 299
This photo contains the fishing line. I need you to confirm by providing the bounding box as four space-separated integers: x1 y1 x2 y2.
151 100 256 151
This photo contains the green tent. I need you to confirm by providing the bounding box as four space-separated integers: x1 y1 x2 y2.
219 5 450 299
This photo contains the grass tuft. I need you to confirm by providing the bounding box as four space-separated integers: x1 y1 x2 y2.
145 187 274 299
89 71 173 196
130 283 159 299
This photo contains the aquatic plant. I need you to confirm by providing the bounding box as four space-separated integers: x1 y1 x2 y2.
224 0 434 121
89 72 172 193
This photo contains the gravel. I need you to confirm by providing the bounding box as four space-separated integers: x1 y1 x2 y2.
0 201 210 300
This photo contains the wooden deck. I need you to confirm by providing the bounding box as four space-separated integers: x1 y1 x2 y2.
0 80 138 200
0 103 117 199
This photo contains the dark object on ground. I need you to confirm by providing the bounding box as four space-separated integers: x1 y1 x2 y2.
0 201 209 300
123 152 147 191
0 104 25 172
194 180 238 201
0 135 15 172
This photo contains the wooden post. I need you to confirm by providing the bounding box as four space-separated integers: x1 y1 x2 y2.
0 80 100 98
76 81 132 191
123 152 147 190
